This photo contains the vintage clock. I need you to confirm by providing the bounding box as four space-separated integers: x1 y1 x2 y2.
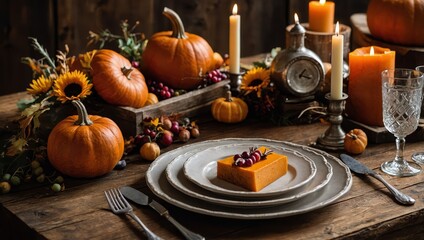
270 19 325 99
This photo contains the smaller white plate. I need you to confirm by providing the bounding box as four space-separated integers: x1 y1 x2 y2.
183 144 317 198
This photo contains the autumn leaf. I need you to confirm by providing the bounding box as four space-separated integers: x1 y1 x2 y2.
6 137 28 156
150 118 159 127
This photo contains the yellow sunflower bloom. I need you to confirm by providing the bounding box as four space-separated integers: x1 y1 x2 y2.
241 67 270 98
26 75 53 96
53 70 92 103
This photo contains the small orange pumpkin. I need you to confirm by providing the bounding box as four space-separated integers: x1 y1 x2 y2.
142 7 219 90
344 129 368 155
144 93 159 106
367 0 424 46
47 100 125 178
211 91 248 123
91 49 148 108
140 142 161 161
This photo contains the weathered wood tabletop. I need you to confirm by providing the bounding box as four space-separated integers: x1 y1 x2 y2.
0 92 423 239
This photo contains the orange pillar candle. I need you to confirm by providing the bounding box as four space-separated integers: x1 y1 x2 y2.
308 0 335 33
346 46 395 127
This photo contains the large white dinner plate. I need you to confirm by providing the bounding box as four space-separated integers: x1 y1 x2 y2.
182 144 317 198
146 138 352 219
166 144 332 208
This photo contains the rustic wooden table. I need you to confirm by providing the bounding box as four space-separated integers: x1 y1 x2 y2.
0 92 423 239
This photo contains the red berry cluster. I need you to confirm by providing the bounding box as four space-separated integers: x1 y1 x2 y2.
233 147 273 167
198 69 227 89
146 79 175 100
207 69 227 84
132 116 200 150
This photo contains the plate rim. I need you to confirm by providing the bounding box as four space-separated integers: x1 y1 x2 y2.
182 144 318 198
165 144 333 208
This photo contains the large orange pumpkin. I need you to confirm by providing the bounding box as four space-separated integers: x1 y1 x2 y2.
367 0 424 46
91 49 148 108
47 100 124 178
142 7 219 90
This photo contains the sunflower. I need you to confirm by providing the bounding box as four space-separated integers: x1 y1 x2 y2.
53 70 92 103
240 67 270 98
26 75 53 96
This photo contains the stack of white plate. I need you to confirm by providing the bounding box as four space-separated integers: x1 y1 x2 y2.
146 138 352 219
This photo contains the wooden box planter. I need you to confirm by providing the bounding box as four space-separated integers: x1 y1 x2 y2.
88 80 230 137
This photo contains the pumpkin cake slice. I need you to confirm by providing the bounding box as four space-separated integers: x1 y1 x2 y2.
217 146 288 192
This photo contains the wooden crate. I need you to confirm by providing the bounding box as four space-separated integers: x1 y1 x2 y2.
87 80 229 137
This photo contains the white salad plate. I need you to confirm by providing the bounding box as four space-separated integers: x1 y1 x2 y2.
146 138 352 219
182 144 317 198
165 144 333 208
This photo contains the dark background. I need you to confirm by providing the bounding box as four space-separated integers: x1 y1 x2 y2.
0 0 369 96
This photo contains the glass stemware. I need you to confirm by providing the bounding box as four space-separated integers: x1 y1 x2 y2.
381 69 424 177
411 65 424 164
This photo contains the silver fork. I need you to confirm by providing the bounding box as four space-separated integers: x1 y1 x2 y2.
105 188 162 240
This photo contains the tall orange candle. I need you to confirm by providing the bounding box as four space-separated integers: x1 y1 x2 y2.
308 0 335 33
346 46 395 126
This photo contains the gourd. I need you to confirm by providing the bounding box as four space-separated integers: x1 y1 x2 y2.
211 91 248 123
91 49 148 108
140 142 161 161
47 100 125 178
367 0 424 46
344 129 368 155
145 93 159 106
142 7 220 90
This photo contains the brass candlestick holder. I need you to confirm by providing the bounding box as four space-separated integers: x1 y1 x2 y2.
228 72 243 94
315 93 348 151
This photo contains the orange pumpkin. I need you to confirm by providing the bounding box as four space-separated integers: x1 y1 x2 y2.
367 0 424 46
144 93 159 106
91 49 148 108
344 129 368 155
140 142 161 161
142 7 218 90
47 100 124 178
211 91 248 123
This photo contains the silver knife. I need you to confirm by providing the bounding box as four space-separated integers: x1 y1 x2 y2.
339 154 415 205
120 186 205 240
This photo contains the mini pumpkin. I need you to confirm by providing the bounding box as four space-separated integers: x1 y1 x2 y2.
344 129 368 155
211 90 248 123
140 142 161 161
142 7 220 90
47 100 125 178
91 49 148 108
367 0 424 46
144 93 159 106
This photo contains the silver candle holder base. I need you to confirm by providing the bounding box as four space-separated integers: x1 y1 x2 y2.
228 72 243 94
314 93 348 151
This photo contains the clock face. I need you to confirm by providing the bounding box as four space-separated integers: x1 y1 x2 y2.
285 58 323 96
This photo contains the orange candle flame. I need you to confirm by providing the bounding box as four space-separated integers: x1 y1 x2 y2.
294 13 299 24
370 46 375 55
319 0 326 5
